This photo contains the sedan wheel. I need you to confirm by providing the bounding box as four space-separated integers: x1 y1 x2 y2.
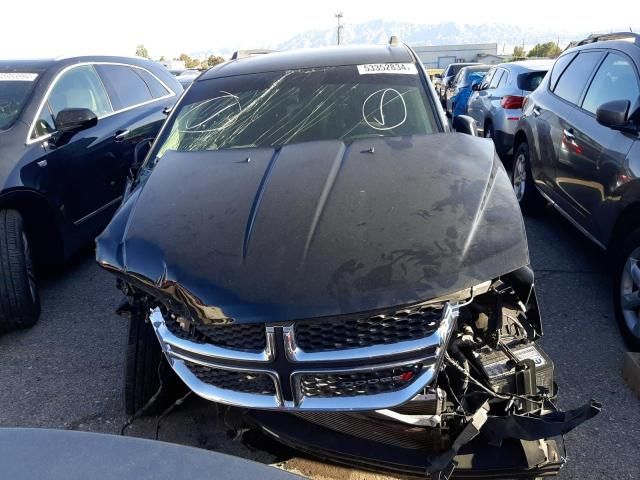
618 246 640 347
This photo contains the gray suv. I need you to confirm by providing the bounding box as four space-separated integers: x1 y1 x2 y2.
512 33 640 349
467 60 553 158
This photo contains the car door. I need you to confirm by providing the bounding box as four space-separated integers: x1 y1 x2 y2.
557 50 640 239
481 68 506 125
544 50 609 231
94 64 176 199
26 64 121 230
467 68 495 129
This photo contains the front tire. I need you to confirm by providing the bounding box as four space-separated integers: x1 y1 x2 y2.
0 210 40 334
124 309 186 415
511 142 545 215
613 229 640 351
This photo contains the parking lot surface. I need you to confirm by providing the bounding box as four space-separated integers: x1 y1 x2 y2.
1 208 639 479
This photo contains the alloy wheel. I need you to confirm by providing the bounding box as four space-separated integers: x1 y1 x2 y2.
620 247 640 340
513 153 527 201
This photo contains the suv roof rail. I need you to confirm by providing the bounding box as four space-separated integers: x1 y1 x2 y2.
575 32 640 47
231 49 278 60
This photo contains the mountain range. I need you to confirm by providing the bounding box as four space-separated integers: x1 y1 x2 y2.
191 20 638 59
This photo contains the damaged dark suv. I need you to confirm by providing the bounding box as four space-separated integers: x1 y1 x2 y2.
96 42 598 478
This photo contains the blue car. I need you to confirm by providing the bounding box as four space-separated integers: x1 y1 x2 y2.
446 65 489 116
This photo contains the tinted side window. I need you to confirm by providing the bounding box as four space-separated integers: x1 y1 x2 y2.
134 68 171 98
489 70 504 88
497 69 509 88
96 65 153 110
47 65 112 119
582 52 640 114
549 53 577 90
481 68 495 89
553 51 602 104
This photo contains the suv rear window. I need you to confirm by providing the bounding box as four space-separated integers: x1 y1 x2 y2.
517 71 548 91
155 64 438 155
549 53 576 90
552 51 602 104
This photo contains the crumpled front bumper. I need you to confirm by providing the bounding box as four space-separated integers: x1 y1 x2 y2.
249 410 568 478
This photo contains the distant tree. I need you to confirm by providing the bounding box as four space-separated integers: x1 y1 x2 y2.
158 55 166 62
527 42 562 58
178 53 201 68
207 55 225 67
135 44 150 59
513 45 526 59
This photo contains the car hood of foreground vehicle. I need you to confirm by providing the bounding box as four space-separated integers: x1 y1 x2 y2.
96 133 528 323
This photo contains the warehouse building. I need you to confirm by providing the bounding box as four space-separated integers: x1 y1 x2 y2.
411 43 507 68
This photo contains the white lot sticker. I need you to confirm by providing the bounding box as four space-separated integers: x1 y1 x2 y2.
357 63 418 75
0 73 38 81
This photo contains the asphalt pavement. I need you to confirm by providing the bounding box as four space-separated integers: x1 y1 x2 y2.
0 208 639 479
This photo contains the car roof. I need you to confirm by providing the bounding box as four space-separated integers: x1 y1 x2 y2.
0 55 158 73
499 59 555 72
461 65 490 72
201 44 414 80
566 39 640 59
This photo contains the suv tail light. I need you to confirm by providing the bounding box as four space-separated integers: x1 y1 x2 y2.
501 95 525 109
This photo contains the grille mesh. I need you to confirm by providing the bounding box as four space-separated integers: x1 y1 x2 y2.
165 316 266 353
186 362 276 395
295 305 442 353
299 364 422 398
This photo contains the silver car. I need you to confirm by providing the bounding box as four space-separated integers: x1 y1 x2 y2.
467 60 553 158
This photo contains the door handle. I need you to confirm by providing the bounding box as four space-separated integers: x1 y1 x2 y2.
114 129 130 141
562 128 583 154
533 106 542 116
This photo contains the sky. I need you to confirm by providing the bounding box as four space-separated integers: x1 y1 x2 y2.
0 0 636 59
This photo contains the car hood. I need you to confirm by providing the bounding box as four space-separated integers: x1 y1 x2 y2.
96 133 528 323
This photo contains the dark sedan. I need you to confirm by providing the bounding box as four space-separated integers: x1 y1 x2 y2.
0 56 182 333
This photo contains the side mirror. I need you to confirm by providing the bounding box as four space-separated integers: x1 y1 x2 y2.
596 100 630 129
55 108 97 134
452 115 478 136
471 82 481 91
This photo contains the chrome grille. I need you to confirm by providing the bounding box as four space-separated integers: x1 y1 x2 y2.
299 364 422 398
185 362 276 395
152 302 456 411
294 305 442 353
164 315 266 353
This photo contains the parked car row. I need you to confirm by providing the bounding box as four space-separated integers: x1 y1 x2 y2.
439 34 640 350
510 33 640 350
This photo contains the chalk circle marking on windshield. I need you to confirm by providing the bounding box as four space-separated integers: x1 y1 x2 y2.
362 88 408 131
181 91 242 133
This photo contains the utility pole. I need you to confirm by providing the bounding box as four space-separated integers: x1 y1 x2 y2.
335 12 344 45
